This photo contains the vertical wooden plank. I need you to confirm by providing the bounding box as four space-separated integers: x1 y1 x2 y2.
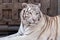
18 9 22 19
18 0 27 3
0 6 2 20
28 0 35 3
11 1 18 20
8 9 12 20
0 0 2 5
2 0 9 3
12 9 18 20
0 0 7 24
2 0 12 3
2 9 8 20
34 0 40 3
28 0 40 3
12 3 19 20
0 0 2 20
8 0 20 25
12 0 18 3
58 0 60 14
2 9 12 21
18 3 22 9
48 0 58 16
9 0 12 3
40 0 50 14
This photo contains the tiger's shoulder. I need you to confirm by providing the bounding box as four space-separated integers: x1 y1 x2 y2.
49 15 60 40
56 15 60 40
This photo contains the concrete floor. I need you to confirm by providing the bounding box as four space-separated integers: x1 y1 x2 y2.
0 25 19 37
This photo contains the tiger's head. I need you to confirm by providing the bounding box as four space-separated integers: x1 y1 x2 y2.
20 3 43 27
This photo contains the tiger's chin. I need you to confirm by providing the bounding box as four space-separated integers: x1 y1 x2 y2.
23 19 41 27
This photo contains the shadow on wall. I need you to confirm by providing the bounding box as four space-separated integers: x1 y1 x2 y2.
0 25 20 37
58 0 60 15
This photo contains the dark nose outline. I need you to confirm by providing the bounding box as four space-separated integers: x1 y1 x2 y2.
32 19 35 23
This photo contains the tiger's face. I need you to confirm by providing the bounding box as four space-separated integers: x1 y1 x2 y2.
21 3 42 26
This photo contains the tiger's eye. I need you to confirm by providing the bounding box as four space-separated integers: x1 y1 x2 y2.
29 12 32 15
38 18 40 21
29 22 31 24
36 13 39 15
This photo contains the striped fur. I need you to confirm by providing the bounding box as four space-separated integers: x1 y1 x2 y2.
0 3 60 40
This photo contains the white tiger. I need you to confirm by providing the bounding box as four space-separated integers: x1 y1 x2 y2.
0 3 60 40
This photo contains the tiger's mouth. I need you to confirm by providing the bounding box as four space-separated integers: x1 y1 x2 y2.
26 19 40 26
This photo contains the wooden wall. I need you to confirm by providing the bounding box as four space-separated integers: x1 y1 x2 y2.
58 0 60 14
0 0 58 37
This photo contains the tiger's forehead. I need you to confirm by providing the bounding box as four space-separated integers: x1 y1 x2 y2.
28 4 39 9
27 4 38 7
24 5 40 12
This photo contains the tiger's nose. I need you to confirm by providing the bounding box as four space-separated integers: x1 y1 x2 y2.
32 19 35 22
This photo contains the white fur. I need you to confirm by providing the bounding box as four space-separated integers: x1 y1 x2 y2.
0 3 60 40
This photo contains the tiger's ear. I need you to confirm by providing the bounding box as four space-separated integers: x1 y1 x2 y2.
22 3 27 8
38 3 41 8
